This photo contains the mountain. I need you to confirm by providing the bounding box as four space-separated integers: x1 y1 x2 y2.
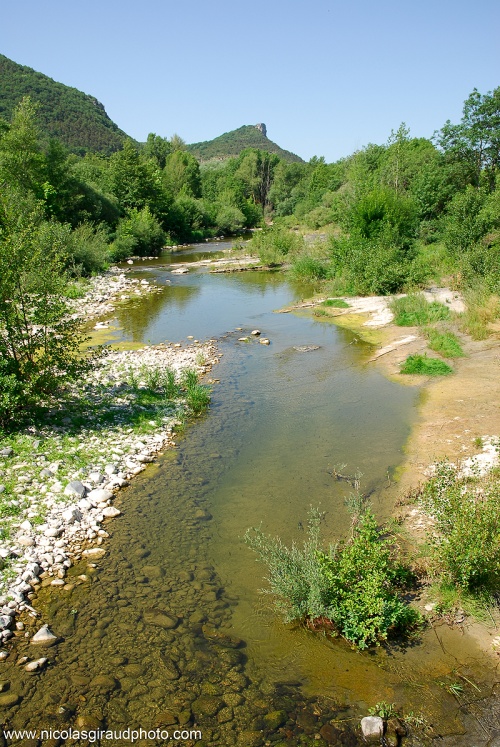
0 54 129 155
187 124 304 163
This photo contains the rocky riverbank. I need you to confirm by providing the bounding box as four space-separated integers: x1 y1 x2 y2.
0 273 220 648
67 265 164 323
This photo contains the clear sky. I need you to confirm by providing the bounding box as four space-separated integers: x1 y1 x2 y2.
1 0 499 162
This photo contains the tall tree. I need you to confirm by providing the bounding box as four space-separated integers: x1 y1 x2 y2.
436 87 500 190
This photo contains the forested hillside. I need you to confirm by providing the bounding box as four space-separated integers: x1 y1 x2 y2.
1 84 499 425
188 124 303 163
0 54 129 155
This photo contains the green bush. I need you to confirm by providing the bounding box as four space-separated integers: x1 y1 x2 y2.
66 222 110 276
111 207 166 260
318 512 420 648
249 226 304 266
391 294 451 326
215 204 246 234
420 461 500 591
290 255 328 281
245 507 420 649
329 233 421 295
459 286 500 340
400 354 453 376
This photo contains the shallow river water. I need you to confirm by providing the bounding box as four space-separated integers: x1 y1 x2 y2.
2 243 499 746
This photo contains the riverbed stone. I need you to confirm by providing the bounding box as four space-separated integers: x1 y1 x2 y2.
64 480 86 498
192 695 225 717
262 711 287 730
31 624 58 646
160 657 180 680
87 488 113 505
202 625 242 648
102 506 121 518
61 507 82 524
0 692 20 707
25 657 47 672
319 723 341 744
18 536 35 547
90 674 118 692
143 610 178 629
236 731 263 747
360 716 384 742
141 565 164 578
0 448 13 458
82 548 106 559
76 714 103 729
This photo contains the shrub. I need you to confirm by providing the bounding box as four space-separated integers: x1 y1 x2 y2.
420 461 500 591
400 354 453 376
111 207 166 260
65 223 110 276
245 507 420 649
0 193 93 426
329 233 421 295
215 204 246 234
390 294 451 326
249 226 304 266
290 255 328 281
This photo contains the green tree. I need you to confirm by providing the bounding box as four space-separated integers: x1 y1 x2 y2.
436 87 500 189
0 97 46 196
164 150 202 198
144 132 171 169
0 190 91 425
235 148 280 209
109 139 161 211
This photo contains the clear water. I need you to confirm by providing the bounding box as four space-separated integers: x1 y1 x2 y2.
2 244 498 746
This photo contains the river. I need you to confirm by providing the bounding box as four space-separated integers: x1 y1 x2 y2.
2 242 499 746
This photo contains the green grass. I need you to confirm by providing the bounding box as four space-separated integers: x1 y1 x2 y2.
391 294 451 326
400 354 453 376
322 298 350 308
459 286 500 340
423 328 465 358
290 255 328 281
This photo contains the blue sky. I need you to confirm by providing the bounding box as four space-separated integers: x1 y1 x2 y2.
2 0 499 162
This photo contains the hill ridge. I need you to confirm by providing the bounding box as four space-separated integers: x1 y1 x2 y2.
0 54 129 155
187 124 304 163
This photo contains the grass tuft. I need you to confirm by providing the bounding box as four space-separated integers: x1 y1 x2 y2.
423 328 465 358
400 354 453 376
459 288 500 340
391 294 451 326
322 298 350 308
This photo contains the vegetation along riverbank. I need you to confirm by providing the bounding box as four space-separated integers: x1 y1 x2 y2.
0 71 499 744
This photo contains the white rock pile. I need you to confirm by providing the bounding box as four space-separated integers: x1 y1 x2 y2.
0 341 219 639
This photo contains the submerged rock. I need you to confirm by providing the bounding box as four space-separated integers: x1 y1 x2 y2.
143 610 178 629
361 716 384 742
30 625 58 646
